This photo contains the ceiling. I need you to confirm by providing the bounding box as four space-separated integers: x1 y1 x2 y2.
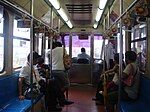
59 0 99 27
4 0 136 32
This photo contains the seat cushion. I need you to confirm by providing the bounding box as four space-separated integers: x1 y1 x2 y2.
120 101 150 112
3 97 31 111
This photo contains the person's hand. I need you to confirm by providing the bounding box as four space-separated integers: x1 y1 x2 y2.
100 73 105 79
19 95 25 100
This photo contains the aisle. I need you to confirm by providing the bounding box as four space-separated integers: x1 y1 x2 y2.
62 85 104 112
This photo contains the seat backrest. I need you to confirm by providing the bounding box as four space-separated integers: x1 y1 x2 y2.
0 72 19 107
77 58 89 64
139 75 150 103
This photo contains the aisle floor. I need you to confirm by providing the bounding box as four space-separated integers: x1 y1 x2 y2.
62 85 105 112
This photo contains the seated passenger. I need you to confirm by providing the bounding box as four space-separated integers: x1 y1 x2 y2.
107 51 140 111
77 47 90 63
93 53 125 104
18 52 62 111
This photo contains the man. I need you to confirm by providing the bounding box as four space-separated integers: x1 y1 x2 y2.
18 51 62 111
47 41 74 106
77 47 90 63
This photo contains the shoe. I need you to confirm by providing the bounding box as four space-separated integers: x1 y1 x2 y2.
95 101 104 105
48 106 62 111
63 100 74 105
92 97 98 101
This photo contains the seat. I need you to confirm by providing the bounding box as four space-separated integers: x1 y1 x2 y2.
77 58 89 64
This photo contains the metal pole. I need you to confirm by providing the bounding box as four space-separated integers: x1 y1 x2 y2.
90 33 94 85
118 0 123 111
49 6 53 78
30 0 34 111
0 0 58 32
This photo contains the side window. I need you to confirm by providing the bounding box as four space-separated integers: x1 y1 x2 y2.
0 5 4 72
13 18 30 68
131 24 146 72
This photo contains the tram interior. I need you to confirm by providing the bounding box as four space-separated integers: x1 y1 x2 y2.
0 0 150 112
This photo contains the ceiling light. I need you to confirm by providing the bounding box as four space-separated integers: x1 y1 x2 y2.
66 20 73 28
57 8 68 22
93 23 98 29
95 8 103 22
99 0 107 9
49 0 60 10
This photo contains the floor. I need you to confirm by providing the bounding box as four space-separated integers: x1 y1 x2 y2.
62 85 105 112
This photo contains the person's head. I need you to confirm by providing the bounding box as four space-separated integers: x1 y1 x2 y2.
37 57 44 65
125 51 137 64
52 41 62 49
27 51 41 65
81 48 86 53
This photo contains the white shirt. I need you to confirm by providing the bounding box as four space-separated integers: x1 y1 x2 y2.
104 42 115 68
19 62 41 84
123 62 140 99
47 47 65 70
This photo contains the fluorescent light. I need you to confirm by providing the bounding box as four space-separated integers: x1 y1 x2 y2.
57 8 68 22
93 23 98 29
66 20 73 28
95 8 103 22
99 0 107 9
49 0 60 10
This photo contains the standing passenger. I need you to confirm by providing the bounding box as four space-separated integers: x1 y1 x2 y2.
47 41 74 105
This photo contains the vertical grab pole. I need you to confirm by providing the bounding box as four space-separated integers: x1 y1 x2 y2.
30 0 34 111
118 0 123 111
49 6 53 78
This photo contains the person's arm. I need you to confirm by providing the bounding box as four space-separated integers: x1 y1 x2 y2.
122 64 131 79
18 77 25 100
105 64 118 75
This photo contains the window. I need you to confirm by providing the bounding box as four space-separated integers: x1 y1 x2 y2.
72 35 91 58
64 35 70 54
0 5 4 72
131 24 146 72
13 19 30 68
94 35 103 59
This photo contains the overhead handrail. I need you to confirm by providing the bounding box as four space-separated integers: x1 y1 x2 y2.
104 0 139 34
0 0 57 33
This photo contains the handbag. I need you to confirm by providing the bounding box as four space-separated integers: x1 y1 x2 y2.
122 64 137 87
23 83 40 99
63 48 71 70
23 69 41 99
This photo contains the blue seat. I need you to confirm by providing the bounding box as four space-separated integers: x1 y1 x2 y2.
120 75 150 112
0 72 32 112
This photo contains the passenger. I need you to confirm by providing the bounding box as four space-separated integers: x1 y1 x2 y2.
121 51 140 101
18 51 42 100
77 47 90 63
93 53 125 104
18 52 62 111
47 41 74 105
107 51 140 111
104 38 115 70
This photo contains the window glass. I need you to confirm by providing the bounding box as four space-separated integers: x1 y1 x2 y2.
13 39 30 68
64 35 70 54
131 40 146 72
131 25 146 72
0 37 4 71
13 19 30 68
13 20 30 39
46 37 48 49
38 37 42 55
0 5 4 72
72 35 90 58
94 35 103 59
